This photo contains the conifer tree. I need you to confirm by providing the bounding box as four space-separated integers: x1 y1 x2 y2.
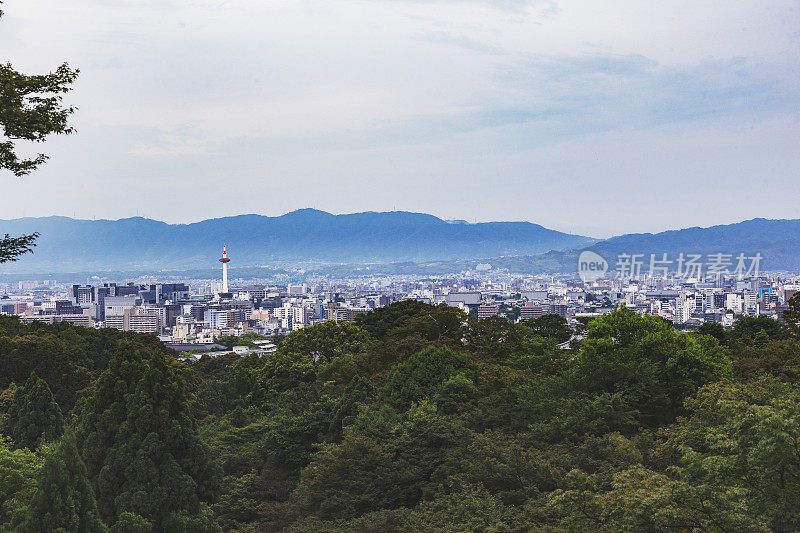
78 348 221 530
77 343 146 491
2 371 64 450
21 431 107 533
0 436 41 530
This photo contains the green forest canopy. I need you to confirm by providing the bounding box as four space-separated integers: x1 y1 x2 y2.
1 303 800 531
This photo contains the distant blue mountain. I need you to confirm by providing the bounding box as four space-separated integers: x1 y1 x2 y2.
0 209 596 272
472 218 800 274
588 218 800 271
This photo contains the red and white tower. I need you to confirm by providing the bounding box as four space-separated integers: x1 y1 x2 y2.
219 245 231 293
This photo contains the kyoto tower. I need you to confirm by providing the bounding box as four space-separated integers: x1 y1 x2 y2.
219 244 231 293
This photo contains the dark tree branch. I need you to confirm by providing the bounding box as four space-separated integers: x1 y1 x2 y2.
0 232 38 263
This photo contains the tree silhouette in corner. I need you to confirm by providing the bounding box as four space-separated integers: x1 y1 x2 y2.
0 1 78 263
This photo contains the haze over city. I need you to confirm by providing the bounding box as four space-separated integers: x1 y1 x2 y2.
2 0 799 237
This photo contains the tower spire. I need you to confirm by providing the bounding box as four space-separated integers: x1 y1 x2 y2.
219 244 231 293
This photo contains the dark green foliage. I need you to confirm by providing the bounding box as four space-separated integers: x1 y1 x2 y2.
548 379 800 531
288 434 398 521
21 432 107 533
108 512 151 533
78 348 221 530
662 379 800 530
384 303 468 354
187 352 242 419
382 346 473 410
0 56 78 176
354 299 437 339
328 375 377 437
2 372 63 450
729 315 791 345
271 319 371 367
0 436 42 531
573 307 731 424
214 332 268 349
520 313 573 343
0 315 169 413
465 315 555 364
5 299 800 531
696 320 726 343
202 302 737 529
289 400 463 522
784 293 800 330
719 315 800 380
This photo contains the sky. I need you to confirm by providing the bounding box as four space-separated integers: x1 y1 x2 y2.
1 0 798 238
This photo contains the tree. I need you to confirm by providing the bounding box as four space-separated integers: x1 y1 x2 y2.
783 293 800 332
78 349 221 530
355 300 438 340
465 316 553 363
729 315 790 345
288 434 398 522
574 307 731 425
521 314 573 343
274 320 371 368
214 332 268 350
2 371 64 450
548 466 765 532
0 233 39 264
384 304 468 357
289 401 463 524
21 432 107 533
0 2 78 262
382 346 474 411
696 321 726 344
403 479 508 532
574 315 596 335
255 321 372 406
0 436 42 531
549 379 800 531
0 318 167 414
662 379 800 530
77 342 148 487
465 316 516 360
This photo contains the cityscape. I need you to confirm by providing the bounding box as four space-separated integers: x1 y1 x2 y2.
3 0 800 531
2 244 796 358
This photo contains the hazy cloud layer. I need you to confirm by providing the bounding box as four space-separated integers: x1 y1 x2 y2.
1 0 798 237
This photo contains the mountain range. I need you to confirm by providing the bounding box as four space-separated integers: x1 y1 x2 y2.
0 209 594 273
462 218 800 274
590 218 800 270
1 211 798 274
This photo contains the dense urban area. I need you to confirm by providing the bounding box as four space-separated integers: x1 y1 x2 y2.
1 248 796 357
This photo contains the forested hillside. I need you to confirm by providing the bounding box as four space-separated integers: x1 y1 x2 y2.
2 302 800 531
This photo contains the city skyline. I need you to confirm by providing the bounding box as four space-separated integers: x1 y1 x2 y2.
1 0 798 237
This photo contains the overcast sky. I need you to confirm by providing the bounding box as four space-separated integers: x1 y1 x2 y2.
1 0 798 237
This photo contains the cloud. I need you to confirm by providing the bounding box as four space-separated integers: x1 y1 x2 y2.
498 53 799 129
129 129 213 157
390 0 559 15
1 0 799 235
